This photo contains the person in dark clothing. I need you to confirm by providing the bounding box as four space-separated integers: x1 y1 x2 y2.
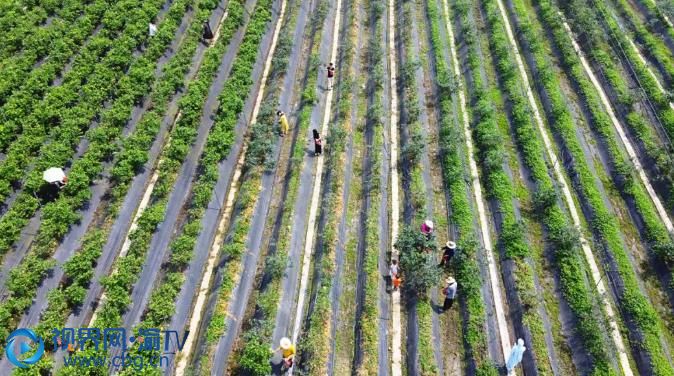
438 240 456 268
313 129 322 156
203 21 214 40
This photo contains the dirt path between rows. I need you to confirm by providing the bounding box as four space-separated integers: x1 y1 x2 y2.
326 1 364 373
404 0 445 371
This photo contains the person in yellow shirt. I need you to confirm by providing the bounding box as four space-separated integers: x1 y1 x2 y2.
271 337 295 370
277 110 289 136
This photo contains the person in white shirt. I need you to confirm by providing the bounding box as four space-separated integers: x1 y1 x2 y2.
389 259 399 279
442 277 457 311
149 23 158 37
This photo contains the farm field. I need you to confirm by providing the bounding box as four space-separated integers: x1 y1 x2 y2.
1 0 674 375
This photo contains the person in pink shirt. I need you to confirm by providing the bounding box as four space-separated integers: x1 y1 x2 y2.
420 219 434 237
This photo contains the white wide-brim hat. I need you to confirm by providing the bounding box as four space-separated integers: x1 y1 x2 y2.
43 167 65 183
280 337 291 349
446 241 456 249
446 277 456 285
424 220 434 229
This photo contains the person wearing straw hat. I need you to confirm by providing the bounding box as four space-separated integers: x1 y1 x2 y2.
442 277 458 311
271 337 295 369
439 240 457 268
43 167 67 189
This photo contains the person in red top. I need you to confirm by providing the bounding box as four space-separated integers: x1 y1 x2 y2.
420 219 434 237
392 274 402 291
327 62 335 90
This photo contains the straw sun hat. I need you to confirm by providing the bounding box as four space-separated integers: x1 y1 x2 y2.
446 277 456 285
446 241 456 249
424 220 434 229
280 337 291 349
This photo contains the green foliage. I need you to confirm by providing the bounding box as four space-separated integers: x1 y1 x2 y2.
0 0 202 341
402 131 425 167
559 0 674 186
0 2 93 140
199 0 305 370
238 333 272 375
271 33 293 75
30 0 260 369
426 0 492 368
532 0 674 372
0 0 161 205
245 122 276 171
264 253 287 280
300 2 356 372
395 226 442 295
232 0 353 372
0 0 108 117
480 0 620 371
354 1 387 372
532 186 558 215
326 125 347 155
0 3 52 59
130 0 274 337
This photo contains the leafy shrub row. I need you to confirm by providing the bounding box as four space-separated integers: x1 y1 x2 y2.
0 0 154 152
89 0 246 333
197 6 301 368
561 0 674 193
0 0 175 252
0 0 190 344
433 0 552 372
140 0 275 340
0 0 57 61
534 0 674 260
399 2 427 219
611 0 674 82
439 1 498 373
234 4 329 373
594 0 674 148
522 0 674 373
0 0 105 108
277 2 352 374
354 0 385 373
475 0 619 372
633 0 674 43
56 0 253 370
397 1 439 374
27 0 228 360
